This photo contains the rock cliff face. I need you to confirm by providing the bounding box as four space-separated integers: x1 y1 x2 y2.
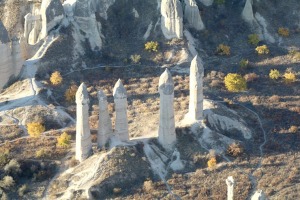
184 0 205 31
40 0 64 39
0 21 23 89
161 0 183 39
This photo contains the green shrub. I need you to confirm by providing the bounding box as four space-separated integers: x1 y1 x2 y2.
284 72 296 83
255 45 269 55
4 159 21 175
130 54 141 64
216 44 230 56
239 59 249 69
145 41 159 52
224 73 247 92
57 132 71 148
27 122 45 138
0 176 15 189
269 69 280 80
248 34 260 46
278 27 289 37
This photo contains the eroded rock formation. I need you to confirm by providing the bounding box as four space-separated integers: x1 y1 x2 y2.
184 0 205 30
226 176 235 200
113 79 129 142
200 0 214 6
188 55 204 120
161 0 183 39
76 83 92 162
158 69 176 150
97 90 113 148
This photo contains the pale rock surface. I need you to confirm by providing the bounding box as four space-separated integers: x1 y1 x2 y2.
188 55 204 120
226 176 235 200
251 190 267 200
74 0 102 51
161 0 183 39
11 37 24 77
91 0 116 20
170 148 184 171
113 79 129 142
184 0 205 30
97 90 113 148
158 69 176 150
242 0 254 23
76 83 92 162
200 0 214 6
24 13 42 45
40 0 65 39
0 21 23 89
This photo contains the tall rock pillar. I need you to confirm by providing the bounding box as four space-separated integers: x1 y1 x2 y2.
184 0 205 31
188 55 204 120
158 69 176 150
161 0 183 39
242 0 254 24
76 83 92 162
226 176 235 200
97 90 113 148
113 79 129 141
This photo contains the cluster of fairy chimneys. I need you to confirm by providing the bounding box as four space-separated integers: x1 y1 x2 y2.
75 55 204 162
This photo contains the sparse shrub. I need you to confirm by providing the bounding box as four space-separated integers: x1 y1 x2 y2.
244 73 259 82
35 149 47 158
289 126 298 133
145 41 159 52
18 184 28 197
288 50 300 61
65 84 78 103
0 176 15 189
248 34 260 46
50 71 63 86
224 73 247 92
143 179 154 193
0 150 10 167
130 54 141 64
278 27 289 37
216 44 230 56
227 143 244 157
239 59 249 69
284 72 296 83
269 95 280 103
27 122 45 138
57 132 71 148
256 45 269 55
207 157 217 169
269 69 280 80
4 159 21 175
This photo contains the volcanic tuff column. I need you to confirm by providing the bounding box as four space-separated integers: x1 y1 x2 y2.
251 190 266 200
226 176 235 200
184 0 205 31
97 90 113 148
76 83 92 162
113 79 129 141
188 55 204 120
161 0 183 39
242 0 254 23
158 69 176 150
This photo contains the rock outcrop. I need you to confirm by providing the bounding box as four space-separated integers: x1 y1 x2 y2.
184 0 205 31
251 190 267 200
188 55 204 121
0 21 24 89
97 90 113 148
200 0 214 6
158 69 176 150
226 176 235 200
40 0 65 39
73 0 102 51
76 83 92 162
113 79 129 142
161 0 183 39
242 0 254 23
